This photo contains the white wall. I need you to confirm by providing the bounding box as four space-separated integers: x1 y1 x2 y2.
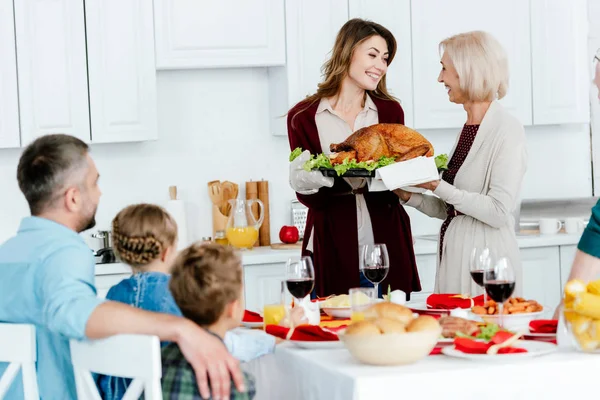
0 59 594 244
0 68 297 247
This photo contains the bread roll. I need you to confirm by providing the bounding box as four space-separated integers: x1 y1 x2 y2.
345 320 381 336
375 317 406 334
406 315 440 333
364 302 413 325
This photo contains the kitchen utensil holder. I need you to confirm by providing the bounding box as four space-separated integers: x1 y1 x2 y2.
212 205 228 239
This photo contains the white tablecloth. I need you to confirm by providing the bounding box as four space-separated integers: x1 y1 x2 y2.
243 344 599 400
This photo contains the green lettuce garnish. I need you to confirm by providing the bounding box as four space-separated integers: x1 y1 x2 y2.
455 323 500 341
435 154 449 171
289 147 303 162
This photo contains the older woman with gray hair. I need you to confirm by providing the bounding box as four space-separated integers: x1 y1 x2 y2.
395 31 528 295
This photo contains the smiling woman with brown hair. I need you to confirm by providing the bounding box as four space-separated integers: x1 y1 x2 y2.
287 18 421 298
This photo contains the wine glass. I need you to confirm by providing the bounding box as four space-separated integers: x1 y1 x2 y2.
470 247 495 302
285 256 315 307
360 244 390 298
483 257 516 328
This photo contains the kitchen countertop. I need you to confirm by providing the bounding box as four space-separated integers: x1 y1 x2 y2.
95 245 302 276
95 233 582 276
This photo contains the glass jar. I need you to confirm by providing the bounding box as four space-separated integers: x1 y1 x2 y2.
561 278 600 352
214 230 229 246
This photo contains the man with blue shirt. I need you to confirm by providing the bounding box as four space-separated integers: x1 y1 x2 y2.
0 134 245 400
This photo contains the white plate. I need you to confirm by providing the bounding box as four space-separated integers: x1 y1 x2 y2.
241 321 263 329
470 310 546 331
407 302 455 314
441 340 556 361
289 340 344 349
322 307 351 319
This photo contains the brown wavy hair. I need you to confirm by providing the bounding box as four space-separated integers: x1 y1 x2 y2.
169 242 243 326
291 18 397 127
112 203 178 269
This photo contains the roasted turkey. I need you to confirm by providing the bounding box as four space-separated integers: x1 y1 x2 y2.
329 123 434 165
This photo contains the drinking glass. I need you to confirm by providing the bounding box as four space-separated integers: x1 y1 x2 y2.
360 244 390 298
285 256 315 306
483 257 516 328
350 287 376 322
470 247 495 302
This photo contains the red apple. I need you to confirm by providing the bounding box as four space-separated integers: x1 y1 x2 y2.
279 225 299 244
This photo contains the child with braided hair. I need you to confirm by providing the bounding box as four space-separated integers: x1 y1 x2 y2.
97 204 295 400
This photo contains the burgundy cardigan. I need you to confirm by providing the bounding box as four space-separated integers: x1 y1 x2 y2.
287 96 422 297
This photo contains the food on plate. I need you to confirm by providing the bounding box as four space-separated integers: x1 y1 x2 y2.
363 302 414 325
406 315 439 333
563 278 600 351
328 124 433 164
375 317 407 334
471 297 543 315
320 292 372 308
438 316 479 338
289 123 449 176
278 225 299 244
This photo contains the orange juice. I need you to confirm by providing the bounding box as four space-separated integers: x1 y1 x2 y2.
351 311 365 322
263 304 286 326
226 226 259 249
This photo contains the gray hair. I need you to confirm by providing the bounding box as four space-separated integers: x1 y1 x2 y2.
17 134 89 215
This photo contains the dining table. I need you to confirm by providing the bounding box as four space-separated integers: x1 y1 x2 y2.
243 342 598 400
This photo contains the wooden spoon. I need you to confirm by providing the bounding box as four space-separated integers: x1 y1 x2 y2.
220 181 238 216
207 181 223 208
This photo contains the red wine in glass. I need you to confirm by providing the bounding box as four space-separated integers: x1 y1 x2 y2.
470 270 485 287
484 280 515 303
286 278 315 300
362 266 389 284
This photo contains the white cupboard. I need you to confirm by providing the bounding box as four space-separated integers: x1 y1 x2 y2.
243 263 287 313
521 247 562 310
411 0 532 129
531 0 590 125
0 0 20 148
559 244 578 292
154 0 285 70
85 0 158 143
349 0 414 128
14 0 91 145
268 0 348 136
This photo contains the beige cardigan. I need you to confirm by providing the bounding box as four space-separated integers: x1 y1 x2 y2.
405 101 527 295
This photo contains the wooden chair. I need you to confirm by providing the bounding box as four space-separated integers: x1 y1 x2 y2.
0 323 39 400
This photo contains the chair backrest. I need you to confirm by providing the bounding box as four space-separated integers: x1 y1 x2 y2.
0 323 39 400
70 334 162 400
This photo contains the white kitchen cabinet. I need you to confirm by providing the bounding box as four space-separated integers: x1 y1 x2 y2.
531 0 589 125
415 253 437 295
95 273 131 299
0 0 20 148
243 263 286 313
411 0 532 129
349 0 413 128
85 0 158 143
14 0 91 145
559 244 578 292
521 246 562 310
268 0 348 136
154 0 285 70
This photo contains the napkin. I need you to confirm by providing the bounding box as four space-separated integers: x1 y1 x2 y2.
265 324 339 341
243 310 263 323
529 319 558 334
374 156 440 191
426 294 485 310
453 337 527 354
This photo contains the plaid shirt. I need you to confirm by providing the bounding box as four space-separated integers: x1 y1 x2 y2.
161 342 256 400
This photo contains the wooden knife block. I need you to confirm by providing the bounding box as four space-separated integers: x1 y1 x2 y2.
212 205 229 239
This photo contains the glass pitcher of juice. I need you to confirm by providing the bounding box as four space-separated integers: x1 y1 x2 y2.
226 199 264 250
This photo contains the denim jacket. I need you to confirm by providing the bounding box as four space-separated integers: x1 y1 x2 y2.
97 271 275 400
